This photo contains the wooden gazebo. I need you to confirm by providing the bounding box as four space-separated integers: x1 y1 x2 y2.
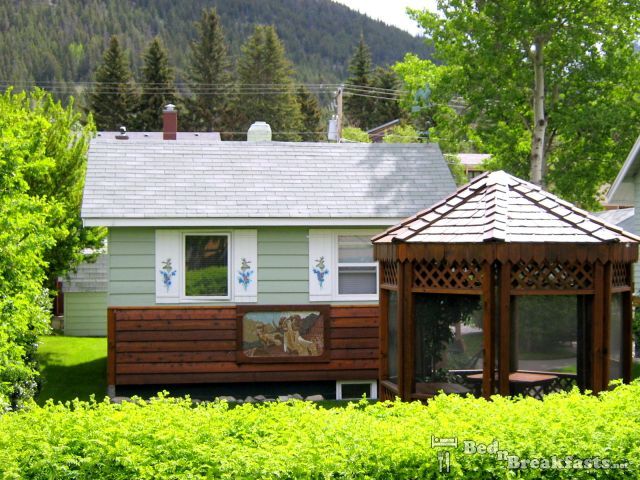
373 171 639 401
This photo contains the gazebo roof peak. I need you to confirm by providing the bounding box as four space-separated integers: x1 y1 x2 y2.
373 170 640 245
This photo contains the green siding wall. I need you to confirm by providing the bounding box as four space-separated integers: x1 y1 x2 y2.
258 228 309 304
108 228 156 306
107 226 382 307
64 292 107 336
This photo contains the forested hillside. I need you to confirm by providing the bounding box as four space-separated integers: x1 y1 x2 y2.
0 0 430 93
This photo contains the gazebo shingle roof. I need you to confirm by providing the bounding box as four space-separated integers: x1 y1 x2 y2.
373 171 640 244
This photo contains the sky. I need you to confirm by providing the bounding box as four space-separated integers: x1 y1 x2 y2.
331 0 437 36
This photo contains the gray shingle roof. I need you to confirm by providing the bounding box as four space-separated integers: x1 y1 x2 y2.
374 171 640 244
81 140 456 223
593 208 635 235
62 255 108 293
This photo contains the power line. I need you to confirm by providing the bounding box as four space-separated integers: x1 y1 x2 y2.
1 81 468 108
0 80 406 95
343 91 400 101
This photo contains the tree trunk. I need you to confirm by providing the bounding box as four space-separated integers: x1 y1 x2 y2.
530 38 547 186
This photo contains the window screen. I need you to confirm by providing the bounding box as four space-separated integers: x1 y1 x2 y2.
338 236 374 263
337 235 376 295
609 293 623 381
387 291 398 382
184 235 228 297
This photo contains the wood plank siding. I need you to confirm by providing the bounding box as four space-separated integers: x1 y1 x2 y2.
109 305 379 386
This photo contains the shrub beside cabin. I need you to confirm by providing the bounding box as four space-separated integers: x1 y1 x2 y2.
80 112 456 398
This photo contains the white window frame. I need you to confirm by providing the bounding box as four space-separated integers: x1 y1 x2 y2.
334 231 379 302
336 380 378 400
180 231 231 302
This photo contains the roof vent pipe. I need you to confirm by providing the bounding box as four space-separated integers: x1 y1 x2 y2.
247 121 272 142
327 116 338 142
115 126 129 140
163 104 177 140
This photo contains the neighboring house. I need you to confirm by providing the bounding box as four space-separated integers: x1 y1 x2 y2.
606 133 640 287
367 119 400 142
457 153 491 180
81 110 457 397
60 255 108 336
593 208 635 236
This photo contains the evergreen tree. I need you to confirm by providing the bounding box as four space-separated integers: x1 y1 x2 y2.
236 25 302 141
296 86 323 141
137 37 176 131
344 35 373 129
89 36 137 130
369 66 403 127
184 8 233 132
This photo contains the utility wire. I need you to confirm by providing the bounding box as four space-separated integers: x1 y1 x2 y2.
1 81 468 108
0 80 406 95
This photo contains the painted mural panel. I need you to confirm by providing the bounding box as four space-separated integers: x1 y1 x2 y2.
238 305 329 362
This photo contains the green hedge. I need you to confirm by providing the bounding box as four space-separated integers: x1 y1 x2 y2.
1 383 639 479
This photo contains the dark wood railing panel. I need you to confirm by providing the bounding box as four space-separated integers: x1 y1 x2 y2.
110 305 380 386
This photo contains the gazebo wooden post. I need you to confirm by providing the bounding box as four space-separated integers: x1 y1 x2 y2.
498 261 511 396
400 260 414 400
481 261 495 398
601 262 612 391
592 261 605 393
395 259 407 400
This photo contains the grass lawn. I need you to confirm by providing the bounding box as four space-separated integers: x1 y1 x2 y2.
36 336 107 405
35 336 360 406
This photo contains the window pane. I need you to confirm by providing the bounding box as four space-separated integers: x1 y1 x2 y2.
341 383 371 399
185 235 228 296
338 266 376 294
338 235 374 263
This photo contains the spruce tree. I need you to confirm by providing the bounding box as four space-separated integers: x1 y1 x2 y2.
236 25 302 141
89 36 137 131
296 86 323 141
185 8 233 132
137 37 176 131
368 66 403 128
344 35 373 129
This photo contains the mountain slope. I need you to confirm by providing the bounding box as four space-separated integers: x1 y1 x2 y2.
0 0 431 90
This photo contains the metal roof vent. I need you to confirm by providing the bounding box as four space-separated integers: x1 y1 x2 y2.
115 126 129 140
247 121 272 142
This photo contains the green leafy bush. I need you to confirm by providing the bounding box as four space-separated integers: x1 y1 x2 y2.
1 384 639 479
341 126 371 143
0 88 99 410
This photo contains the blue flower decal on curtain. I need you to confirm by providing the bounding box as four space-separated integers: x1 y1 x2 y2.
238 257 254 291
160 258 177 292
313 256 329 288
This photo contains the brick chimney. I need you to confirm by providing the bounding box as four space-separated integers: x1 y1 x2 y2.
163 104 177 140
